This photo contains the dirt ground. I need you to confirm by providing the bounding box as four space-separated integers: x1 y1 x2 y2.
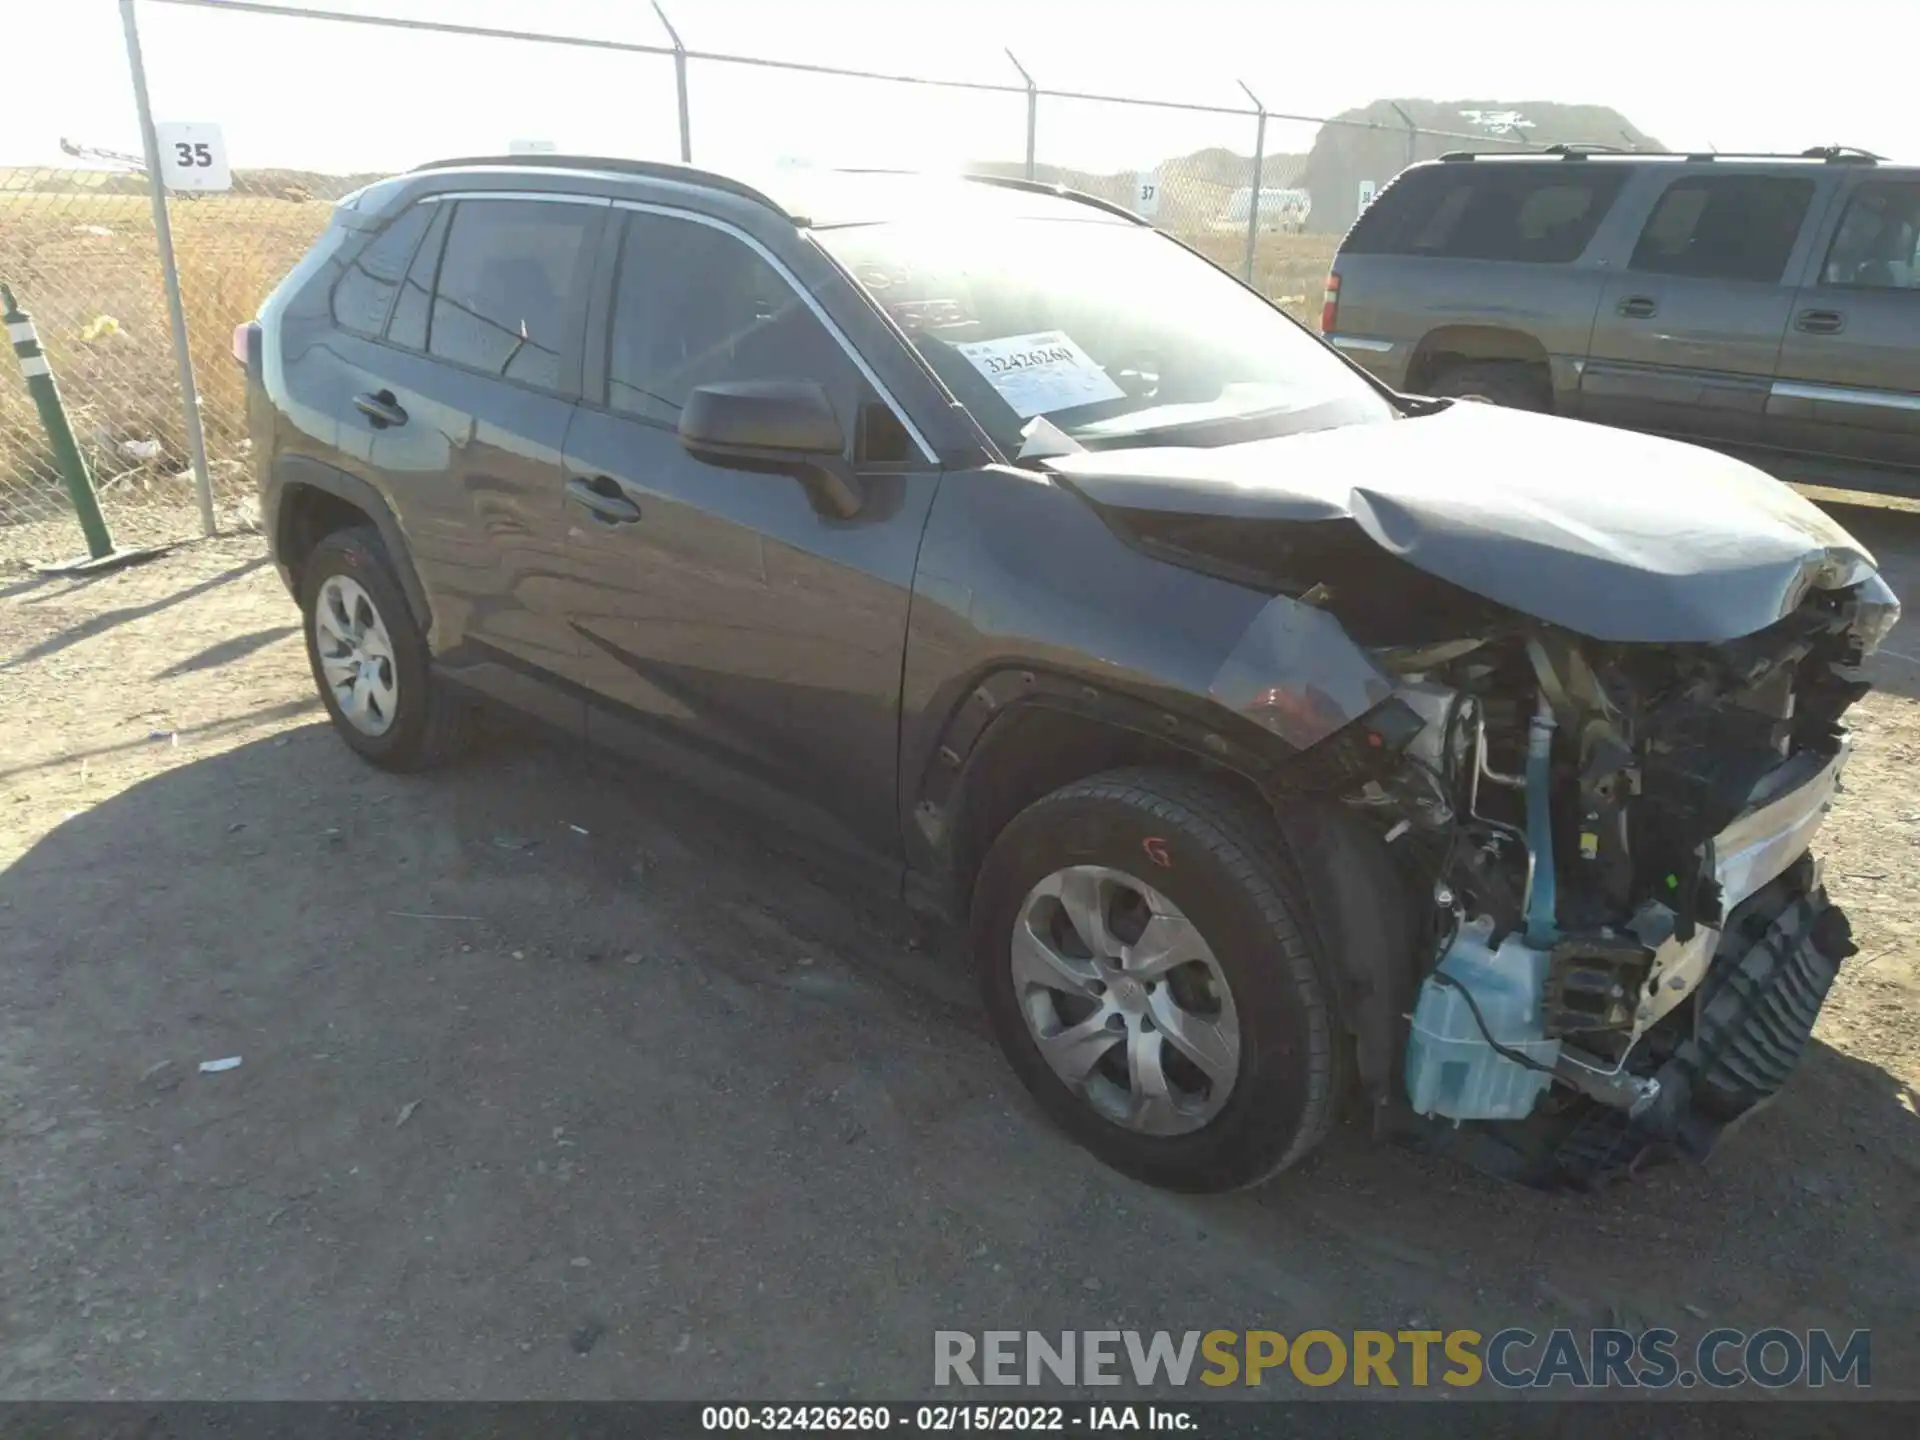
1 500 1917 1402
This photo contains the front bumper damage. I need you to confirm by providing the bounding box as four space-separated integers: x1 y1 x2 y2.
1198 580 1881 1191
1384 631 1871 1190
1411 862 1854 1191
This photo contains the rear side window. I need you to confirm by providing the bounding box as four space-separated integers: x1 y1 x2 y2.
1629 175 1815 283
1821 181 1920 290
330 203 435 336
1342 164 1626 263
427 199 597 391
385 202 451 350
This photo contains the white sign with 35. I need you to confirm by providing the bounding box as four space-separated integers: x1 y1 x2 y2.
155 122 231 193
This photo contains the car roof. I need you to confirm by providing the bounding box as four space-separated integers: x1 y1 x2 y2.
403 155 1142 229
750 168 1140 229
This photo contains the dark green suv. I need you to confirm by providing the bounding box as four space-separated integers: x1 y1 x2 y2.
1323 147 1920 499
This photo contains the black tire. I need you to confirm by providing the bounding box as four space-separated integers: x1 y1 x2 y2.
1429 359 1551 411
298 525 469 771
971 767 1347 1192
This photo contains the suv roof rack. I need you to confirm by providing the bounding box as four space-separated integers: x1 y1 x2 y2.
409 154 790 215
1439 144 1887 166
1439 142 1644 162
1800 145 1884 163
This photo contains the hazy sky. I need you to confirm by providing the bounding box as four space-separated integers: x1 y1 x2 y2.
4 0 1914 178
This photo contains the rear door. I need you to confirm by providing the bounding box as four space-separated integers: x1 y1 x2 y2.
343 193 604 726
1581 171 1823 450
555 204 945 865
1768 176 1920 493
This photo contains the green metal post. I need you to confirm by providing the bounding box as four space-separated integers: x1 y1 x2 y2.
3 281 115 559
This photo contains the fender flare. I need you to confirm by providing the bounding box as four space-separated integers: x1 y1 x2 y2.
270 455 432 634
910 667 1290 858
1272 801 1420 1113
914 666 1420 1110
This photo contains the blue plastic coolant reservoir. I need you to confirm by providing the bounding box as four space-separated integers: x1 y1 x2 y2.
1405 915 1562 1121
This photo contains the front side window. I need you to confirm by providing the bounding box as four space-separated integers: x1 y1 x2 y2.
605 210 912 460
815 215 1394 457
1821 182 1920 290
1628 175 1815 283
331 202 435 337
426 200 596 391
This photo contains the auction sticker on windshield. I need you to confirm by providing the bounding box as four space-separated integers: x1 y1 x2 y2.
953 330 1125 418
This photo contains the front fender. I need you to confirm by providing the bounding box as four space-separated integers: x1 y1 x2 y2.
899 464 1398 873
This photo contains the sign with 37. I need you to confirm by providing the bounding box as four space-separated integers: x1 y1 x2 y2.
154 122 231 193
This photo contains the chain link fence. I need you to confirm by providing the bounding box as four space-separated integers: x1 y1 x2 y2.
1 0 1559 563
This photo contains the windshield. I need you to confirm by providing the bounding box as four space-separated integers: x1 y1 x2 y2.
815 216 1394 457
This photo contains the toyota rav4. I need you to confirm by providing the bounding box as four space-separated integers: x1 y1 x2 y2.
241 157 1899 1192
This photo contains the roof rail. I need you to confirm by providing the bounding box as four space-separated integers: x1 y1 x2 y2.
1438 144 1639 162
1438 144 1890 167
408 154 790 215
961 173 1152 225
1800 145 1884 163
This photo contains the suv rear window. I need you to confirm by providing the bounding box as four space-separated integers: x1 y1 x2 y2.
1342 164 1627 263
1628 175 1815 284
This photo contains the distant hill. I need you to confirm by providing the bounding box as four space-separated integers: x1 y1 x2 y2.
970 100 1657 236
965 146 1310 231
0 167 388 202
1297 99 1663 233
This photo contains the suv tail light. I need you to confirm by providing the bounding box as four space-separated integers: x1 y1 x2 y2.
1320 272 1340 336
232 320 261 375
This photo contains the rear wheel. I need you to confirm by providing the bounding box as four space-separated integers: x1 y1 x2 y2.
299 526 469 771
971 768 1346 1192
1429 359 1551 411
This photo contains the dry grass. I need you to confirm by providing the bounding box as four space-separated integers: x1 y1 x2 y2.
0 189 325 528
1180 228 1338 325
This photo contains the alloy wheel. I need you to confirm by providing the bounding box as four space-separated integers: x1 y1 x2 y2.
312 573 399 737
1010 865 1241 1135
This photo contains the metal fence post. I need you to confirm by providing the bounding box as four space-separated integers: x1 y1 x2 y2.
119 0 216 538
1006 50 1036 180
1391 102 1418 172
650 1 691 162
1238 82 1266 286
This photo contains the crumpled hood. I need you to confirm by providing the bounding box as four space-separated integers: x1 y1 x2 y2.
1048 401 1881 643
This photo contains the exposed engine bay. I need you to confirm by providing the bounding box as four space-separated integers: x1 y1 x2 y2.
1361 579 1893 1184
1259 568 1889 1190
1051 406 1903 1187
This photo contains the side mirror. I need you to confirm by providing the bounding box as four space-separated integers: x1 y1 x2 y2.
678 380 861 518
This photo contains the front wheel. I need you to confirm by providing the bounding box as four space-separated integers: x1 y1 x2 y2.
971 768 1347 1192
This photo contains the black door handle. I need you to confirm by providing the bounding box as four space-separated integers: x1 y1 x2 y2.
1617 296 1658 319
353 390 408 428
1795 309 1845 335
566 476 642 525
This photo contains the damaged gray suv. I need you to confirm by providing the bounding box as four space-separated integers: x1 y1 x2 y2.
244 157 1900 1192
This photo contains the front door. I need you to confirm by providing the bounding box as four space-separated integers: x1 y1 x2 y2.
1768 177 1920 494
1580 172 1817 452
558 206 943 865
